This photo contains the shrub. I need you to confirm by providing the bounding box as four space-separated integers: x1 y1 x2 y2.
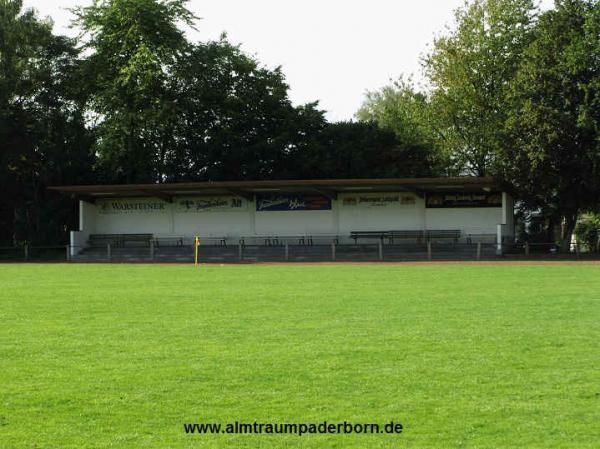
575 215 600 252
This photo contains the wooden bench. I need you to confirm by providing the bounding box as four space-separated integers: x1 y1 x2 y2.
350 230 461 244
153 235 185 247
388 230 425 243
89 234 153 248
350 231 388 244
202 237 228 246
425 230 461 242
262 236 315 246
238 235 336 246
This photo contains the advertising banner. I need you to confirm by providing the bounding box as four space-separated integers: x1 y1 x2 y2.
97 199 168 215
175 197 247 213
425 192 502 208
256 194 332 212
342 194 416 207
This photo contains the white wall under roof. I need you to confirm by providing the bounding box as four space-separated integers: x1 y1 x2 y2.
78 191 514 241
338 193 425 233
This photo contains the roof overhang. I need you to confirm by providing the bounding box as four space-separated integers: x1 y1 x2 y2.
48 177 502 203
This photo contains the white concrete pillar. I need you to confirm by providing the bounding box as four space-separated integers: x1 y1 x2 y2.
79 200 85 231
333 197 340 237
496 224 503 255
168 201 175 234
249 196 257 236
502 192 508 225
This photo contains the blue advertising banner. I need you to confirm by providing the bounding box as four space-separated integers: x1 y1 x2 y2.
256 194 332 212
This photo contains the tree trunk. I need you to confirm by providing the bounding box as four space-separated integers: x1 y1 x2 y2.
561 213 578 253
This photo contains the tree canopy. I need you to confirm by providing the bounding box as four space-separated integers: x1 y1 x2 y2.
0 0 94 244
0 0 437 245
358 0 600 246
502 0 600 248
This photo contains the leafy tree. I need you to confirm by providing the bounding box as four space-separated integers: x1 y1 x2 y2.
294 121 438 179
357 78 438 148
163 42 437 181
0 0 94 245
73 0 197 183
503 0 600 250
575 214 600 252
162 38 327 181
424 0 537 175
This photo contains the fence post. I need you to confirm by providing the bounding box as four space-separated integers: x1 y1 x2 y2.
331 242 336 261
107 243 111 262
24 244 29 261
575 243 580 259
150 240 155 261
66 244 70 262
238 243 243 261
477 242 482 261
427 241 432 260
378 240 383 261
284 243 289 261
525 242 530 257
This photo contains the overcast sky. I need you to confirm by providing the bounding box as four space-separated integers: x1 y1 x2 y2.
24 0 552 122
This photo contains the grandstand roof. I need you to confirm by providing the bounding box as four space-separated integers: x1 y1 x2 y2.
49 177 501 202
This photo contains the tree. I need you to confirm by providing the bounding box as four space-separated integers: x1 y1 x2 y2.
0 0 94 245
357 78 437 147
575 214 600 253
73 0 197 183
356 78 444 175
292 121 438 179
503 0 600 250
424 0 537 176
156 37 328 181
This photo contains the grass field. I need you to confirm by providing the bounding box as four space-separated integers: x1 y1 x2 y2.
1 263 599 448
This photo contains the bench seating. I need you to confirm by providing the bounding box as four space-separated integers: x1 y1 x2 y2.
425 230 461 242
388 230 425 243
351 230 425 243
238 235 323 246
199 237 228 246
351 230 462 244
350 231 387 243
153 235 185 247
89 234 153 248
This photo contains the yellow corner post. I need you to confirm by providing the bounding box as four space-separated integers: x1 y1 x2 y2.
194 236 200 266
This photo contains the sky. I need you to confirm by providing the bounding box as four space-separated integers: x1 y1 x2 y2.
24 0 553 122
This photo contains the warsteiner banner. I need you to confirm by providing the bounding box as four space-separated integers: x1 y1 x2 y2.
97 199 168 215
256 194 332 211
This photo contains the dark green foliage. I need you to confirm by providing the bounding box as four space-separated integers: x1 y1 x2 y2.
503 0 600 248
424 0 537 176
0 0 435 244
0 0 95 245
72 0 197 183
575 215 600 252
294 121 439 179
161 39 328 181
360 0 600 246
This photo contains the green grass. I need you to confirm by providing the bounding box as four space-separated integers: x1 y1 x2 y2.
1 263 599 449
